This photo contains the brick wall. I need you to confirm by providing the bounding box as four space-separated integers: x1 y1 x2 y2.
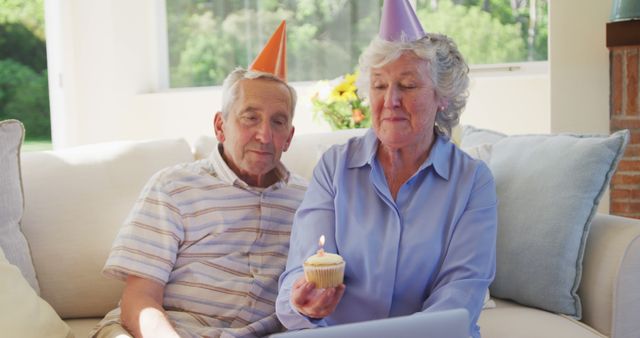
610 45 640 218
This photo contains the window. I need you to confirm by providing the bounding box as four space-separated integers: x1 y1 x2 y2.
415 0 548 65
165 0 548 88
0 0 51 150
166 0 381 88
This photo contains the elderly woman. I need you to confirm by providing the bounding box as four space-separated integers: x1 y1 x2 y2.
276 3 497 338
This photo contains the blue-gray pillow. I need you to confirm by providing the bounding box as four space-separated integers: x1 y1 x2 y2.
486 130 628 317
461 125 507 147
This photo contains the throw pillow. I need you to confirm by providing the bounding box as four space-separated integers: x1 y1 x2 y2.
461 125 507 147
461 143 495 310
0 247 72 338
462 143 492 164
487 129 629 318
0 119 40 293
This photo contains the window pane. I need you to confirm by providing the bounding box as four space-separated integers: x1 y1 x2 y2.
166 0 381 88
415 0 548 65
0 0 52 145
165 0 548 88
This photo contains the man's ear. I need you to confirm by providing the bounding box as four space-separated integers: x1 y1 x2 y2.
214 112 225 143
283 125 295 152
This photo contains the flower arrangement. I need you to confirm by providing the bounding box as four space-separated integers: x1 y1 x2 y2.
311 72 371 130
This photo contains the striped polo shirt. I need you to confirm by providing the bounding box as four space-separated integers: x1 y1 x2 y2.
91 145 307 338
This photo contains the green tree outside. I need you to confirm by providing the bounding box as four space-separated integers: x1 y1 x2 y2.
167 0 382 87
166 0 548 88
416 0 526 64
0 0 50 141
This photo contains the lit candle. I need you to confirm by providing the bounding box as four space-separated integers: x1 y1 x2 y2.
317 235 325 256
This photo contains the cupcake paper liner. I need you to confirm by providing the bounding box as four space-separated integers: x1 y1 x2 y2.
303 261 345 288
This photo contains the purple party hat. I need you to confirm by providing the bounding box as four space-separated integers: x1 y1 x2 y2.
379 0 426 42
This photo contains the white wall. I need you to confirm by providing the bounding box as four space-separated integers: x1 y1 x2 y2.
46 0 612 148
549 0 612 134
463 65 550 134
46 0 165 147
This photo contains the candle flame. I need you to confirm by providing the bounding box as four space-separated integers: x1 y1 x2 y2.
319 235 325 247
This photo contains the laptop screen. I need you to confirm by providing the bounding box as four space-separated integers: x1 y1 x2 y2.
270 308 469 338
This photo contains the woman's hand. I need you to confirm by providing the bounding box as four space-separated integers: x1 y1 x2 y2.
291 276 345 319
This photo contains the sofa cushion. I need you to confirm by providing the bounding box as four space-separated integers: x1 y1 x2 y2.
479 299 605 338
462 127 628 317
20 138 193 319
65 318 101 338
0 119 40 293
0 246 72 338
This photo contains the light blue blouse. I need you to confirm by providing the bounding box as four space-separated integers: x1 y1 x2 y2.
276 129 497 338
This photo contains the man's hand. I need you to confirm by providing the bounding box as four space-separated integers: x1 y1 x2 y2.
291 276 345 319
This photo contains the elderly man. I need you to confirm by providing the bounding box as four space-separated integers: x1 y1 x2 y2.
91 21 306 338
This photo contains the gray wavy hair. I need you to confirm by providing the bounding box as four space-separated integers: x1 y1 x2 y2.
356 33 469 137
221 67 297 120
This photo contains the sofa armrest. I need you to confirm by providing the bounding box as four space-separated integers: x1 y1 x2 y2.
579 213 640 338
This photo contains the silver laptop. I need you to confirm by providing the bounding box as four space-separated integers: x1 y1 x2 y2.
270 308 469 338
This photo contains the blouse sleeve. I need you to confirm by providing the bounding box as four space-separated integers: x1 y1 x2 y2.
420 162 498 338
276 150 341 329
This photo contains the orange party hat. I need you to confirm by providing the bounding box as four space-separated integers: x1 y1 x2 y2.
249 20 287 81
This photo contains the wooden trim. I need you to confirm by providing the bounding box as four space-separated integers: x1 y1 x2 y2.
607 20 640 48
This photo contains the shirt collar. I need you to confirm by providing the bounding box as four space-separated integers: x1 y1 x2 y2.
347 129 452 181
348 128 379 169
419 135 451 181
209 144 291 188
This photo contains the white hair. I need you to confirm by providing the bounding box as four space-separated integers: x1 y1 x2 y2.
220 67 297 119
356 34 469 137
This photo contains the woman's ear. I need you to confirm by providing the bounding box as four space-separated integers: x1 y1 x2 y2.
437 97 450 112
214 112 225 143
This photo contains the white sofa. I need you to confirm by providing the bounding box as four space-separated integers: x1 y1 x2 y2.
16 129 640 338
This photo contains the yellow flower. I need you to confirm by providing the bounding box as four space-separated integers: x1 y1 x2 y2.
330 73 358 102
345 72 357 83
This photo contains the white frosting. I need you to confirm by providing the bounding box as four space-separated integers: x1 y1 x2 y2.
304 252 343 265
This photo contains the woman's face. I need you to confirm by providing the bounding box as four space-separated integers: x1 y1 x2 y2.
369 51 444 149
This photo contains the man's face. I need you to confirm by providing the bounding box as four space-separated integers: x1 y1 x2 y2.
214 78 294 187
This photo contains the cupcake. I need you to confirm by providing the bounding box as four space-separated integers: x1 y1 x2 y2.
303 238 345 288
